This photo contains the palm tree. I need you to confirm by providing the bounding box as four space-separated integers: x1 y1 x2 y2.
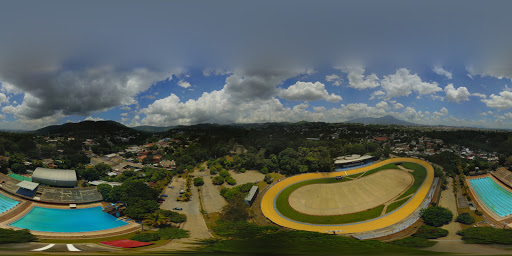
143 211 169 228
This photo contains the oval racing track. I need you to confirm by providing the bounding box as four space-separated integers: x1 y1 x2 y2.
261 157 434 234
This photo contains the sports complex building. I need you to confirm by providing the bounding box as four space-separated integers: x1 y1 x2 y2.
261 157 439 239
334 154 375 171
0 168 139 238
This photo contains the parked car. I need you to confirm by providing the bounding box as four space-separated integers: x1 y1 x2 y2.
173 207 183 211
168 186 174 189
161 194 168 197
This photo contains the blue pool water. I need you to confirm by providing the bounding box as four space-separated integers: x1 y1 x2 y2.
0 193 19 214
469 177 512 217
10 206 128 232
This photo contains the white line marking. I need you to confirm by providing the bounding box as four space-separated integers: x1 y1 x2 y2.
32 244 55 251
67 244 81 251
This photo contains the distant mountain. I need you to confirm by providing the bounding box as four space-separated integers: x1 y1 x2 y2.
347 115 418 126
35 120 138 136
132 125 175 133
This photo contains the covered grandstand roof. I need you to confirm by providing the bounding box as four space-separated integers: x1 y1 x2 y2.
334 154 374 165
32 167 77 187
17 180 39 190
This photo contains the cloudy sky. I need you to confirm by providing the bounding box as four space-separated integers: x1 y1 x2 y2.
1 0 512 130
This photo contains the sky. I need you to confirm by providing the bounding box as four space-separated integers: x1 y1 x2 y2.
1 0 512 130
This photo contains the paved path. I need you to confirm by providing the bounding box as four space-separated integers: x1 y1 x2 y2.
261 158 435 234
148 176 212 251
437 177 461 240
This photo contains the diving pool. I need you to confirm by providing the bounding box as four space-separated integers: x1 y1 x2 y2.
10 206 128 232
469 177 512 217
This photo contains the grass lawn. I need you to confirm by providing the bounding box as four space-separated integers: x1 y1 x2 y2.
274 163 400 224
39 231 169 249
396 163 428 200
386 198 409 214
457 207 485 229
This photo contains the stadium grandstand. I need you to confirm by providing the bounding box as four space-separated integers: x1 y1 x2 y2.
491 168 512 188
32 167 77 187
334 154 375 171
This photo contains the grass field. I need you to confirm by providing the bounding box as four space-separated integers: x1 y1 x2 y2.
396 163 427 200
274 164 400 224
386 198 409 214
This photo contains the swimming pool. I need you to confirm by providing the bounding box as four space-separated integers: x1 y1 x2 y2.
0 193 19 214
10 206 128 232
469 177 512 217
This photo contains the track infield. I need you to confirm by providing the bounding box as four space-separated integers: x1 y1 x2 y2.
261 158 434 234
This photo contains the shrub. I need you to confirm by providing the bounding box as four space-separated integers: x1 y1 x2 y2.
157 227 190 239
226 177 237 185
420 206 453 227
390 237 437 248
212 176 225 185
264 174 273 184
455 213 475 225
412 225 448 239
160 209 187 223
457 227 512 244
193 177 204 187
131 232 160 242
210 169 218 175
0 229 36 244
219 170 231 178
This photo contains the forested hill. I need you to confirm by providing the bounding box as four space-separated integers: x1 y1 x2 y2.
34 120 138 137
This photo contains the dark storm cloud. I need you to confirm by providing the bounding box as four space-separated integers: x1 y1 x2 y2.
0 0 512 120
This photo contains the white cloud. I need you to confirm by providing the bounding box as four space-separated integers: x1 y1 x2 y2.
444 84 470 103
433 107 449 117
393 102 404 109
325 74 342 86
376 101 388 109
472 93 486 98
278 81 342 102
482 90 512 109
481 112 487 116
433 65 453 79
0 114 4 120
337 66 380 89
505 113 512 119
0 93 7 104
1 105 16 114
121 113 129 116
177 80 191 88
381 68 442 98
121 106 131 111
369 90 385 100
84 116 104 121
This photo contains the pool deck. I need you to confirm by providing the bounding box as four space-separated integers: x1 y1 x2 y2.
466 174 512 224
0 199 141 239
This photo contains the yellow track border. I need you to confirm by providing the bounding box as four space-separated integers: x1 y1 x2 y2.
261 157 434 234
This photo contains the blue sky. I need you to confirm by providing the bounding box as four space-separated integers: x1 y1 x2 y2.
1 1 512 130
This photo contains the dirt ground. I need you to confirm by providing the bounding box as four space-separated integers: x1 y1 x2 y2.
288 169 412 215
226 170 265 187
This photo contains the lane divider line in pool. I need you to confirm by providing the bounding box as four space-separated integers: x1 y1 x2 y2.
32 244 55 251
67 244 81 251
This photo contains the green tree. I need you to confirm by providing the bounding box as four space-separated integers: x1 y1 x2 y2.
97 184 113 201
212 176 225 185
193 177 204 187
420 206 453 227
264 174 273 184
143 211 169 227
10 163 27 174
455 213 475 225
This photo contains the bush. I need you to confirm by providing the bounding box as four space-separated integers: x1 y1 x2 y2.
210 169 218 175
0 228 36 244
157 227 190 239
219 170 231 178
420 206 453 227
131 232 160 242
455 213 475 225
160 209 187 223
212 176 225 185
264 174 273 184
412 225 448 239
226 177 237 185
457 227 512 244
390 237 437 248
193 177 204 187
